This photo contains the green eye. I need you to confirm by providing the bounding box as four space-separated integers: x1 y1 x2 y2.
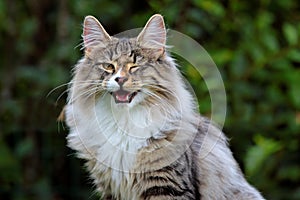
103 63 115 73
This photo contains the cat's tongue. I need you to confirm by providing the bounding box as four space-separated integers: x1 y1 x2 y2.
113 90 136 103
115 92 129 102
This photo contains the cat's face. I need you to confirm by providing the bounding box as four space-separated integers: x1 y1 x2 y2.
85 38 163 105
73 15 176 107
94 42 142 104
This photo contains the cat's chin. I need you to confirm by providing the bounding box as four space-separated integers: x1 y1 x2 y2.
111 89 138 104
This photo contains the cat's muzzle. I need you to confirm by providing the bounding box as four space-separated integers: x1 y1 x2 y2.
111 89 138 104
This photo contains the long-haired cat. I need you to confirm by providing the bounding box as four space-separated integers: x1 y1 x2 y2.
64 14 265 200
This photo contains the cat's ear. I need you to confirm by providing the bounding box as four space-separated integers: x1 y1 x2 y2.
82 15 111 54
137 14 166 57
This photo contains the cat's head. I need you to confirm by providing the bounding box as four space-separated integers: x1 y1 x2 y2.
72 14 181 109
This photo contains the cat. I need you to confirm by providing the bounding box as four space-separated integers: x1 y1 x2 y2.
63 14 265 200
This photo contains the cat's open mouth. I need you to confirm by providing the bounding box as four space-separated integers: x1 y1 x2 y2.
111 90 138 104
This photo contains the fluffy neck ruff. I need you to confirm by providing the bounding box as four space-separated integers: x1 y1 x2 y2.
66 92 188 181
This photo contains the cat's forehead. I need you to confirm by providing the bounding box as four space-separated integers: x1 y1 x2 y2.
115 38 137 52
110 38 137 55
94 37 138 61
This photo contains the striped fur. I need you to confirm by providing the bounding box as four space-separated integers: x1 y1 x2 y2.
64 14 265 200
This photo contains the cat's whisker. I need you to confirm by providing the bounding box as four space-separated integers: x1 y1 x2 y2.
55 88 70 105
53 81 103 105
141 84 176 106
69 87 100 103
95 90 109 101
142 89 178 118
145 83 177 98
85 87 104 101
48 80 102 99
47 82 70 99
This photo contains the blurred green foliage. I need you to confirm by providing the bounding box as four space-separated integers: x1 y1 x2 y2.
0 0 299 199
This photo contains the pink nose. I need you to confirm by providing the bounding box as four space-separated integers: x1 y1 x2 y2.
115 77 128 86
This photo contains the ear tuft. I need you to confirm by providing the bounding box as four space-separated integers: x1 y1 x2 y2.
82 16 111 52
137 14 166 54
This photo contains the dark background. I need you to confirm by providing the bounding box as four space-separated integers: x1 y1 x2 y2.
1 0 299 199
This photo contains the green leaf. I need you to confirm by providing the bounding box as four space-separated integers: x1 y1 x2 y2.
211 49 233 66
278 165 300 181
15 138 34 158
0 138 21 182
285 71 300 108
261 31 279 52
193 0 225 17
245 135 282 176
287 49 300 62
283 23 298 45
230 51 247 77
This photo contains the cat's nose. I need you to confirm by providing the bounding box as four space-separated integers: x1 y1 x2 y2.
115 77 128 86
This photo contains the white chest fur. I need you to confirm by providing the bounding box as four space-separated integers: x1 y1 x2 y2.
66 95 174 186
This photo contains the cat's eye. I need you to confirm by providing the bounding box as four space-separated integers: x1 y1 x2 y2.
102 63 115 73
129 65 139 74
